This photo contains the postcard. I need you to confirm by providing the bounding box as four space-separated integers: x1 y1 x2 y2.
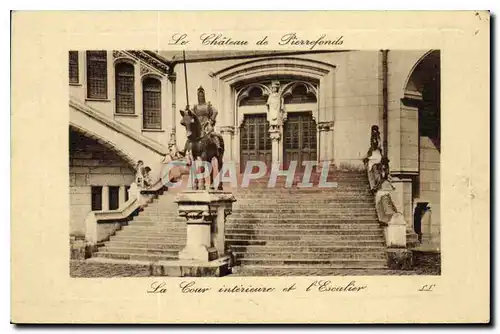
11 11 490 323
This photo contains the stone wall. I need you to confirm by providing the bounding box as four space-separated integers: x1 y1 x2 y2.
171 51 383 168
70 50 432 171
415 136 441 248
70 130 135 236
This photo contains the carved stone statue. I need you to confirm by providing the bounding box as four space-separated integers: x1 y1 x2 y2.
266 81 281 128
370 125 381 152
135 160 145 188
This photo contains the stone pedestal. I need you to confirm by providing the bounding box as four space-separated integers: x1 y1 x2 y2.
176 190 236 266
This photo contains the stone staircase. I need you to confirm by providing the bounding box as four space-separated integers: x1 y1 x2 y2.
92 170 390 271
92 187 187 262
225 170 389 270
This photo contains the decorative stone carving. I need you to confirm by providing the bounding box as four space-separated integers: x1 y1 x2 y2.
140 64 153 76
281 81 318 101
362 124 412 269
112 50 128 59
176 190 236 263
126 50 169 74
317 120 335 132
363 125 390 189
219 125 235 135
236 83 270 106
167 72 177 83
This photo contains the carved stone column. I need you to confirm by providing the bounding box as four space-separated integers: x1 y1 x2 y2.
269 126 281 166
167 72 177 148
219 126 235 163
176 190 236 262
317 121 334 164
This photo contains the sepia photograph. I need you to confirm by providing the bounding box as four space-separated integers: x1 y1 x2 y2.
11 10 489 324
69 49 441 277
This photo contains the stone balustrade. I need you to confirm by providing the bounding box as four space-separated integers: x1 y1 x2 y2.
364 125 412 269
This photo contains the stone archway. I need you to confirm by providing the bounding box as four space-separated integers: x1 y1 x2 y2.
406 50 441 249
393 50 440 250
69 126 136 236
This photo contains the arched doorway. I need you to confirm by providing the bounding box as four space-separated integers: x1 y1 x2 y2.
235 79 319 172
69 126 136 236
405 50 441 249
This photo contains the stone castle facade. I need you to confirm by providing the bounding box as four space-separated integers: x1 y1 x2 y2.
69 50 441 251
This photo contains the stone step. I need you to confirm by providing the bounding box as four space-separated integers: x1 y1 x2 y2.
128 221 185 227
225 234 384 241
225 228 383 236
236 189 371 193
234 185 370 191
236 258 387 268
233 197 374 202
136 213 182 219
130 219 184 225
226 239 385 247
225 223 381 230
232 207 375 211
229 213 377 219
99 246 179 255
227 217 379 223
233 203 375 210
229 244 386 253
106 241 185 250
232 187 372 196
117 227 187 236
94 251 178 261
233 251 387 260
234 197 374 203
110 235 187 244
236 264 388 270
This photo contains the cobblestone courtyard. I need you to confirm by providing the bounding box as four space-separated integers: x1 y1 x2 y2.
70 252 440 277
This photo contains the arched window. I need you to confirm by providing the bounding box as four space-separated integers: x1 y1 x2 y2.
86 51 107 99
115 62 135 114
142 77 162 129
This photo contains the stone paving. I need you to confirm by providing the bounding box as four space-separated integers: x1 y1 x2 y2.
70 253 440 277
70 260 151 277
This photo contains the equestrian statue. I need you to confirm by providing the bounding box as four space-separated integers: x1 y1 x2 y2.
179 86 225 190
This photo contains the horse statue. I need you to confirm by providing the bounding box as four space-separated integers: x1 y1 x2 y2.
179 108 224 190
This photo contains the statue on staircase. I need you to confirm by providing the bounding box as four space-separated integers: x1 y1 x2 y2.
364 125 390 191
180 86 221 156
179 86 225 190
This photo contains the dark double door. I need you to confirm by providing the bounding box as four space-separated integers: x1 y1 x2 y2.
239 112 317 173
283 112 317 170
240 114 272 173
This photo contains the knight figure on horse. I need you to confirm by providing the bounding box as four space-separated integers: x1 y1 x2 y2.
181 86 221 154
179 86 224 190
